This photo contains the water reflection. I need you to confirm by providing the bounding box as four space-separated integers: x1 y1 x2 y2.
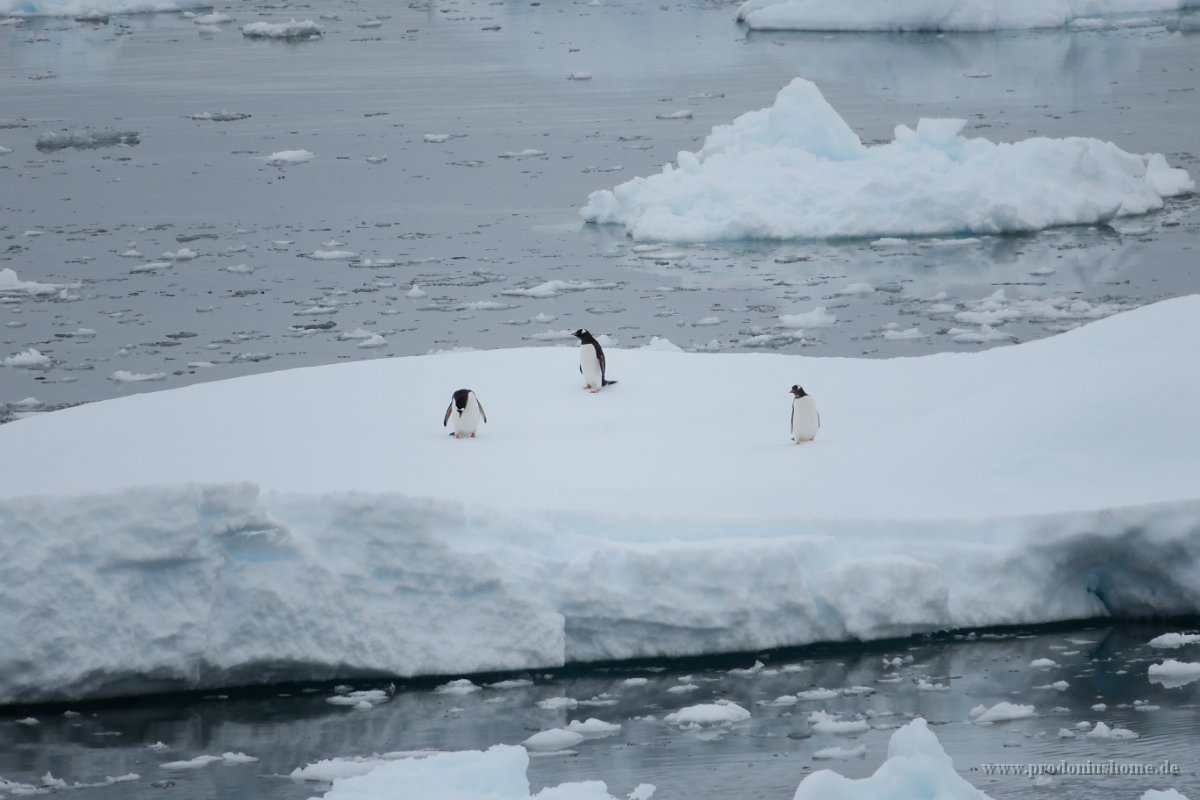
1 621 1197 800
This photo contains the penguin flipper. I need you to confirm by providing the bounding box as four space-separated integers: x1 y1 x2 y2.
443 402 453 427
602 378 617 386
477 400 487 423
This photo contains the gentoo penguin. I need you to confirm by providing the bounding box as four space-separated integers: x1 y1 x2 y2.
789 384 819 444
571 328 617 392
443 388 487 438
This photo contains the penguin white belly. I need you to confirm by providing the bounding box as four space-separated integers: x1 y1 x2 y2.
580 344 604 390
452 399 484 438
791 396 819 443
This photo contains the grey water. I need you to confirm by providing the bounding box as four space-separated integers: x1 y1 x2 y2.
2 0 1199 421
3 621 1200 799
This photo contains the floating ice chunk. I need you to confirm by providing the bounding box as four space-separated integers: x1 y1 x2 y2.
357 335 387 349
327 689 390 707
882 326 927 341
108 370 166 383
36 127 139 151
1030 658 1058 668
487 678 533 689
916 678 949 691
581 77 1193 242
949 324 1017 344
1148 633 1200 649
434 679 480 695
568 72 592 81
835 282 874 295
264 150 316 167
536 696 579 710
406 284 427 299
522 728 584 751
160 755 223 770
565 718 621 737
188 110 250 121
779 306 836 328
665 700 750 729
130 261 171 273
1086 721 1138 740
241 19 321 39
792 719 985 800
796 688 840 700
973 702 1035 724
162 248 197 260
656 110 693 120
192 13 233 24
642 336 683 352
499 149 547 158
221 752 258 764
1034 681 1070 691
813 744 867 760
501 279 616 298
1148 659 1200 689
423 134 454 143
15 716 38 725
0 268 67 296
309 250 358 260
808 710 869 735
3 348 51 368
0 145 11 154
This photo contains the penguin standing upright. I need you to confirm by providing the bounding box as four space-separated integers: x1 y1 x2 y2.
571 329 617 392
789 384 819 443
443 388 487 438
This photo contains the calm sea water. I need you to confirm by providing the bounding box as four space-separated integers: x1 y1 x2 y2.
1 0 1198 418
2 621 1199 799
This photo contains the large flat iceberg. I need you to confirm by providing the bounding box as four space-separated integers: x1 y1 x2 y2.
1 297 1199 704
580 78 1193 242
736 0 1200 31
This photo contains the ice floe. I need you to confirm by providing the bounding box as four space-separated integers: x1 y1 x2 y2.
581 78 1193 242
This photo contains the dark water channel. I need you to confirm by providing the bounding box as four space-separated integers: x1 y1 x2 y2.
3 621 1199 799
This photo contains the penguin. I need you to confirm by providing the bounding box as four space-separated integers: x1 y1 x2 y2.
571 328 617 392
443 388 487 438
789 384 819 444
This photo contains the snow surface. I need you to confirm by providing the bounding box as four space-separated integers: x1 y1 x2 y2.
1 298 1200 703
581 79 1193 242
735 0 1200 31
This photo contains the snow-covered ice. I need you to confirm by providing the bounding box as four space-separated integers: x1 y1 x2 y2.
1 297 1200 703
1148 632 1200 649
735 0 1200 31
1148 659 1200 689
241 19 322 39
581 78 1193 242
971 702 1036 724
792 719 988 799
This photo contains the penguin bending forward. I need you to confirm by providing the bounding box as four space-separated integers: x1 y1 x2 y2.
571 329 617 392
443 388 487 438
789 384 819 444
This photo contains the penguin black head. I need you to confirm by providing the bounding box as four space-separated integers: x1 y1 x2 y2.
451 388 472 410
790 385 807 397
571 328 591 341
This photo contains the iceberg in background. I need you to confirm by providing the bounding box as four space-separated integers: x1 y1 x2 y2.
581 78 1193 242
0 0 209 16
736 0 1200 31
